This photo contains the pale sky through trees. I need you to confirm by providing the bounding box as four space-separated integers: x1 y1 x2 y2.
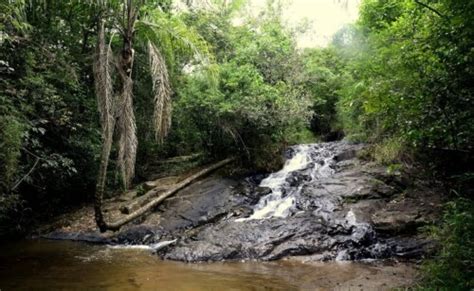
176 0 361 47
251 0 360 47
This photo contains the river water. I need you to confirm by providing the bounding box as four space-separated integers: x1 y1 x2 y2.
0 142 421 289
0 239 416 290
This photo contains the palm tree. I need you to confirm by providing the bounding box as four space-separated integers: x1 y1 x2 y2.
92 0 209 232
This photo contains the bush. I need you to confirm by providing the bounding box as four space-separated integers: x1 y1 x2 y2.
286 128 317 145
421 197 474 289
175 61 311 171
372 137 405 165
0 114 24 193
0 193 29 238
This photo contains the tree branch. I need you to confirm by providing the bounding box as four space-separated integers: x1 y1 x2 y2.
414 0 445 18
11 157 40 191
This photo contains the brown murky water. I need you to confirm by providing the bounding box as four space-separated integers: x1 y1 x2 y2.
0 240 417 290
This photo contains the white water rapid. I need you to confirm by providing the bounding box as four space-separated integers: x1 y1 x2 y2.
238 144 336 221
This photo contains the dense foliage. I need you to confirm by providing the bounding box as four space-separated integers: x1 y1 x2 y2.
1 1 100 235
170 6 312 170
0 0 313 235
338 0 473 151
422 198 474 289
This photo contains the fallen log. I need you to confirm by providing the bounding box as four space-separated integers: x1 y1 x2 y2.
154 153 203 165
119 186 168 214
143 176 179 190
104 157 235 231
119 176 180 214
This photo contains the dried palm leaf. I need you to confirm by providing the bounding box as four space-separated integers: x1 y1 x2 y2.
117 77 137 189
93 20 115 137
148 41 172 143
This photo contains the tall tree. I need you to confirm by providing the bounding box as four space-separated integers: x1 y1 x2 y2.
92 0 209 232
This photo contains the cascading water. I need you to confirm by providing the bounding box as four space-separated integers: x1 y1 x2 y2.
239 144 337 220
233 142 381 260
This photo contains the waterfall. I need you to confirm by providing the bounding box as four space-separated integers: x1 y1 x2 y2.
238 143 336 221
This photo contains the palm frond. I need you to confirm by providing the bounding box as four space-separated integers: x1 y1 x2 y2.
117 77 137 189
148 41 172 143
93 20 115 137
136 9 212 69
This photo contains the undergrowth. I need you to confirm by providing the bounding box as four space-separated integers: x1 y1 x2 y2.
420 197 474 290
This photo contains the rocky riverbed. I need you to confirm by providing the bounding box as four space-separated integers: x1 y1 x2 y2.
39 141 442 263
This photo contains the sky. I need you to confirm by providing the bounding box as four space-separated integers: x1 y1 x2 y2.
250 0 361 47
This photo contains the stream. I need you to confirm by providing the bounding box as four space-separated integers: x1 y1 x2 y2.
157 142 417 262
0 239 416 290
14 141 437 289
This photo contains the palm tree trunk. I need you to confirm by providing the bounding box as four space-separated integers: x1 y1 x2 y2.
94 128 113 232
95 0 137 232
93 18 116 233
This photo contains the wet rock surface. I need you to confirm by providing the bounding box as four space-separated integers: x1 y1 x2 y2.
41 141 442 263
153 141 441 262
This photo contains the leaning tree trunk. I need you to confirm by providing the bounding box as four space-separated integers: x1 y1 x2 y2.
93 19 116 233
94 126 114 232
